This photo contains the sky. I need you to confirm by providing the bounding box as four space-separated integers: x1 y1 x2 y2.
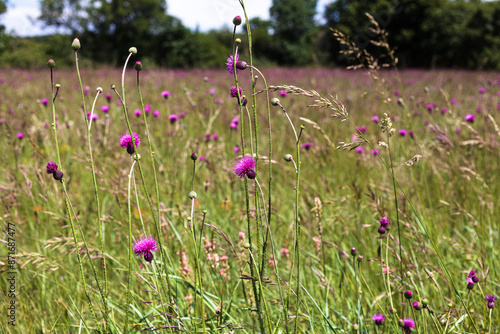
0 0 332 36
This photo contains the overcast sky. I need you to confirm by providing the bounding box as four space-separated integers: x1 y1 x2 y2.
0 0 331 36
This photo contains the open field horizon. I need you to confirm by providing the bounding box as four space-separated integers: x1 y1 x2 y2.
1 62 500 333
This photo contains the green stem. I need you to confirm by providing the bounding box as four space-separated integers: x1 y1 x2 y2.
124 159 136 333
74 50 108 332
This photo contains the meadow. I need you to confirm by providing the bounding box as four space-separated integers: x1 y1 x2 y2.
1 35 500 333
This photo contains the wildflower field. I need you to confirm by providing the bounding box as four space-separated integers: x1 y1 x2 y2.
2 18 500 334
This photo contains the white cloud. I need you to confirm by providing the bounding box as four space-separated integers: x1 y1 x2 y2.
0 6 46 36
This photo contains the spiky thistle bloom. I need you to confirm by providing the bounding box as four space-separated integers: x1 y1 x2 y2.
17 133 24 139
161 91 170 99
230 86 243 98
233 155 256 179
169 114 179 124
469 270 479 283
466 277 474 290
465 114 475 123
133 236 157 262
120 132 141 155
485 295 498 309
46 162 58 174
372 313 385 326
401 318 415 334
380 216 390 229
226 53 248 75
41 98 49 106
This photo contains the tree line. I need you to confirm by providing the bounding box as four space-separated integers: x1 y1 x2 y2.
0 0 499 69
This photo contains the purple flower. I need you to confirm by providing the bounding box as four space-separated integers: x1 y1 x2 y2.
215 98 223 104
372 313 385 326
169 114 179 124
455 127 461 134
440 107 447 114
479 87 486 94
404 290 412 300
230 122 238 131
485 295 498 309
105 94 112 103
451 98 457 104
212 134 219 141
231 117 240 124
101 105 110 113
209 88 215 95
432 102 438 107
393 90 400 97
398 129 407 137
120 132 141 155
144 104 152 114
46 161 58 174
380 216 390 228
465 114 475 123
153 110 160 117
161 91 170 99
371 149 380 157
357 126 367 133
233 155 256 179
371 115 379 123
41 98 49 106
302 142 312 150
179 112 186 118
234 146 240 154
466 277 474 290
230 86 243 98
401 318 415 334
87 112 98 120
133 236 157 262
16 133 24 139
226 54 239 75
279 90 288 97
355 146 363 154
133 109 141 117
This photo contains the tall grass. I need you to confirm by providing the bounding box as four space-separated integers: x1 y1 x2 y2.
1 5 500 332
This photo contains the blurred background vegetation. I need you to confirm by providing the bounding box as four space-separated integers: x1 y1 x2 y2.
0 0 499 69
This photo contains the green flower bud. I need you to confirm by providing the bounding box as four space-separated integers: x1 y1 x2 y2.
235 38 242 44
96 87 103 93
55 84 61 88
422 298 428 307
271 97 280 106
47 59 56 68
111 84 116 90
188 191 197 199
243 242 250 249
129 47 137 54
71 38 81 51
284 154 293 162
191 153 198 161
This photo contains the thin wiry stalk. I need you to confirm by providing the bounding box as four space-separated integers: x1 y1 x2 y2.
231 11 263 331
49 64 103 333
73 49 109 332
124 159 136 333
115 50 174 331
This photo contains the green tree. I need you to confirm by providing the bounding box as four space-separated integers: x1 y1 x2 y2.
270 0 318 66
37 0 188 65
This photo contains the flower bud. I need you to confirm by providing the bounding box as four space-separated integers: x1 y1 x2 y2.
351 247 357 256
144 251 154 262
246 169 256 179
53 170 64 181
129 47 137 54
71 38 81 50
243 242 250 249
284 154 293 162
271 97 280 106
233 16 242 26
47 59 56 68
96 87 103 93
378 226 386 235
55 84 61 88
404 290 412 300
188 191 197 199
357 254 363 263
422 298 428 306
235 38 242 44
134 61 143 71
413 301 423 310
191 153 198 161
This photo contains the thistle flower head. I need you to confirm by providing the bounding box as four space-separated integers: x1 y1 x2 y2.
120 132 141 154
233 155 256 179
401 318 415 334
486 295 498 309
372 313 385 326
465 114 475 123
46 162 58 174
169 114 179 124
161 91 170 99
230 86 243 98
133 236 157 262
226 54 239 75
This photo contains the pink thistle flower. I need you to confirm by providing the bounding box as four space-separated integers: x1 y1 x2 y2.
279 90 287 97
41 98 49 106
233 146 240 154
120 132 141 155
398 129 408 137
401 318 415 334
105 94 112 103
133 109 141 117
87 112 98 120
355 146 363 154
233 155 256 179
144 104 152 114
46 161 58 174
230 86 243 98
371 149 380 157
486 295 498 309
226 54 239 75
16 133 24 139
161 91 170 99
302 142 312 150
371 115 379 123
372 313 385 326
133 236 157 262
479 87 486 94
451 98 457 104
101 105 110 113
153 110 160 117
465 114 475 123
169 114 179 124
